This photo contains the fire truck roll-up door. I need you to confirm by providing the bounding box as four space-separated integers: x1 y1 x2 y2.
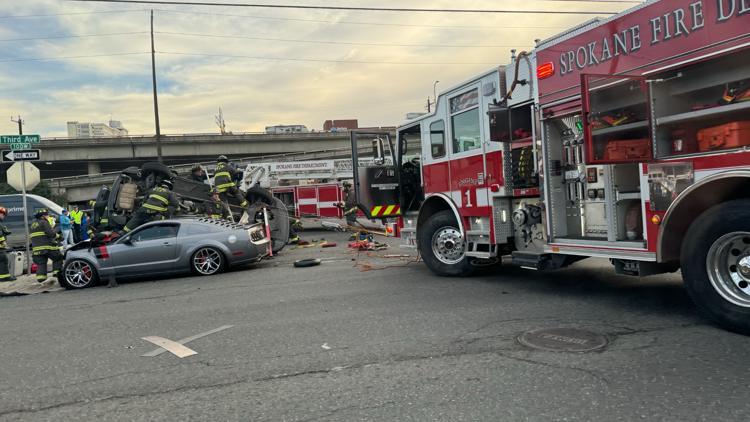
350 131 401 220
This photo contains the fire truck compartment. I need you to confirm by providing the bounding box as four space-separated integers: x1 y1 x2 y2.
543 113 645 247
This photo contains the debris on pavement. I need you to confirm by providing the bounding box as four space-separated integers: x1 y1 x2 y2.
0 275 64 296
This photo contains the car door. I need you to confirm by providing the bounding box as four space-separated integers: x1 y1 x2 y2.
110 223 180 276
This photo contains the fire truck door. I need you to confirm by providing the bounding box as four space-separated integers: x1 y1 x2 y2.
447 87 489 213
350 131 400 219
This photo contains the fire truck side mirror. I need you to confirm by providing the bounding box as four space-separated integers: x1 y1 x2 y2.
372 137 385 164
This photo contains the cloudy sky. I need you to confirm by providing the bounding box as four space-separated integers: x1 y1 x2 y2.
0 0 633 137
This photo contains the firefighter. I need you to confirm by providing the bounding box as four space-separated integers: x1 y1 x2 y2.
288 217 301 244
190 165 207 183
0 207 15 282
123 179 180 233
203 189 230 220
215 155 248 208
340 181 358 227
30 208 62 283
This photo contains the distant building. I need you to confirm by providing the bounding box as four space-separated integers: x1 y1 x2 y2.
67 120 128 138
265 125 309 134
323 119 358 132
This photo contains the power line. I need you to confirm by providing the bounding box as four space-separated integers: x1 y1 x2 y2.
0 52 149 63
155 31 531 49
0 31 148 42
158 51 513 65
0 9 147 19
155 9 570 30
71 0 618 15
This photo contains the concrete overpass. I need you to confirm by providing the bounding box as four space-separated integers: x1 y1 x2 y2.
45 145 379 203
37 131 357 175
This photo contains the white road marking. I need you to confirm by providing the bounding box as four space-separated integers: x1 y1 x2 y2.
141 325 234 357
141 336 198 358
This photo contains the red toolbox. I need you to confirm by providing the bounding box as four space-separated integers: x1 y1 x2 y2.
603 139 650 161
697 121 750 152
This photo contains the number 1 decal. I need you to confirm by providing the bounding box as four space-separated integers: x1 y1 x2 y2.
464 188 473 207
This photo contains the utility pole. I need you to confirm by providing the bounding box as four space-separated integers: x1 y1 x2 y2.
11 115 23 135
11 115 32 274
150 10 163 163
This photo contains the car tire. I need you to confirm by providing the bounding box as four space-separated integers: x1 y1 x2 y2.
60 259 99 289
681 199 750 334
294 258 321 268
418 210 474 277
140 162 174 179
191 247 226 276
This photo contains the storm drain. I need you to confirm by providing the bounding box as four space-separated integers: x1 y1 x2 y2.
517 328 608 353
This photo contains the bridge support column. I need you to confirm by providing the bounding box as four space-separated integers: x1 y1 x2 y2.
87 161 101 175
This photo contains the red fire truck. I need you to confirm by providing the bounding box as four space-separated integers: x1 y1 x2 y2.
352 0 750 333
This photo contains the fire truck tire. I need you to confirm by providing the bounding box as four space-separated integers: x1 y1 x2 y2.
418 210 474 277
681 199 750 335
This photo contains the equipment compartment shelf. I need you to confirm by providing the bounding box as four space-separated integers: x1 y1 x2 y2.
656 101 750 126
591 121 648 136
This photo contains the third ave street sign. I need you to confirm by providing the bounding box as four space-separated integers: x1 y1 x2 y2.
0 134 42 151
2 149 41 162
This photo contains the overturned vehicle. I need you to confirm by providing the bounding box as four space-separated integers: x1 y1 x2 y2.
91 161 290 254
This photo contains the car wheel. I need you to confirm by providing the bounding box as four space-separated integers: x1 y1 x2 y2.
60 259 99 289
418 210 474 277
191 247 225 276
140 162 174 179
681 199 750 334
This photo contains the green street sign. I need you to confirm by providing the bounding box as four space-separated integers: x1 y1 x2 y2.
10 143 31 150
0 134 41 144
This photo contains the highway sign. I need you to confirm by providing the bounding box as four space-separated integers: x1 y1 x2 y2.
2 149 41 162
0 134 41 144
7 161 40 191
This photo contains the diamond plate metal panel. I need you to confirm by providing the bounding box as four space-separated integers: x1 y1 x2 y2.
493 198 513 244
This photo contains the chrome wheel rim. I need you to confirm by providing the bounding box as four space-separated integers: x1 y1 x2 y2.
64 260 93 288
431 226 465 265
706 232 750 308
193 248 222 275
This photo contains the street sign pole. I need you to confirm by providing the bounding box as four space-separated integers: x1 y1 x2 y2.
20 162 31 275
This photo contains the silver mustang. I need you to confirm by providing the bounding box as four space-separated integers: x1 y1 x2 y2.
60 218 270 289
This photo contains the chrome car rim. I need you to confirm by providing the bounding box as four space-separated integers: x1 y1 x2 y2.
431 226 465 265
193 248 222 275
706 232 750 308
65 260 93 288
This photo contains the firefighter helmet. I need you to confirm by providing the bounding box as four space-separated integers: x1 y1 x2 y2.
34 208 49 218
342 181 352 188
159 179 174 190
217 155 229 163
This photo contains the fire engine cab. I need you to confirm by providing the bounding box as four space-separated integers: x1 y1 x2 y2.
352 0 750 333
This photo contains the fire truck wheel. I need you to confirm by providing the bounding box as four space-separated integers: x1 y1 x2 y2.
419 210 474 277
681 199 750 335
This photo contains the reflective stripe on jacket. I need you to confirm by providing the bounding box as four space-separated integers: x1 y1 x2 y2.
30 218 58 255
214 162 237 190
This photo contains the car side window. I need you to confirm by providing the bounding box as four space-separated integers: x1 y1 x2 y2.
132 224 179 242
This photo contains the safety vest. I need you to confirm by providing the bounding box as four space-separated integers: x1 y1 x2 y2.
214 162 237 192
30 219 58 255
70 209 83 224
143 187 173 213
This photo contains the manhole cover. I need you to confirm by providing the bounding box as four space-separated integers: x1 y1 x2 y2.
517 328 608 352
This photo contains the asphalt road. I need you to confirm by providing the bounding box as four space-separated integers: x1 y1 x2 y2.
1 230 749 421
